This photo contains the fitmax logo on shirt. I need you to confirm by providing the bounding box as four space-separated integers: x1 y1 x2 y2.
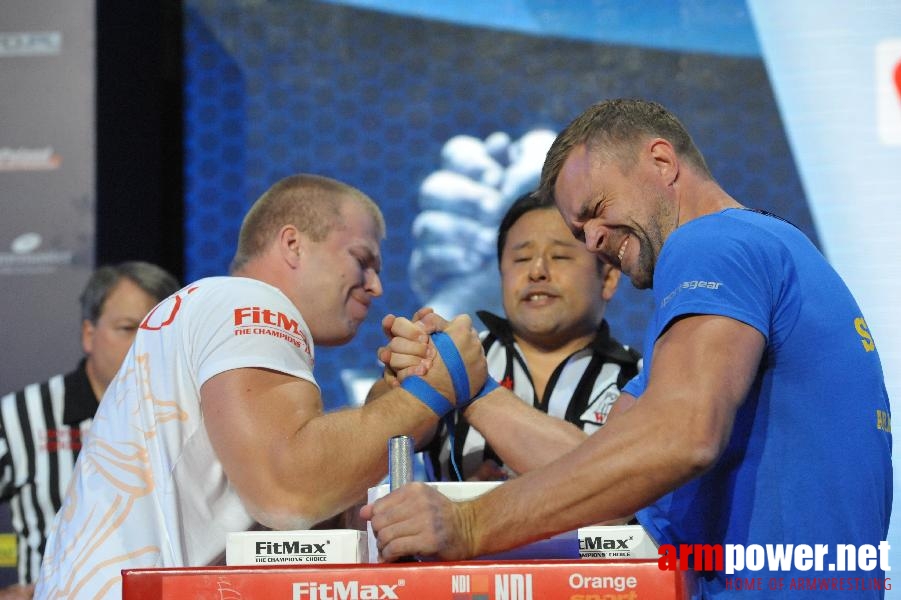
234 306 302 332
234 306 311 355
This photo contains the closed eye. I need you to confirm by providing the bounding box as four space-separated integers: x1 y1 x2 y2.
353 250 381 274
569 227 586 243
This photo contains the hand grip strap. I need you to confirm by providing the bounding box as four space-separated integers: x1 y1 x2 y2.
399 331 499 417
460 375 500 409
400 376 453 417
430 331 469 404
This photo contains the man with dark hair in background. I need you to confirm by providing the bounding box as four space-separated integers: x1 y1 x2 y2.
424 191 641 482
0 261 180 598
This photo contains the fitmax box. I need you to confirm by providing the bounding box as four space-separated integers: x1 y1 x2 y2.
367 482 656 562
226 529 367 566
578 524 658 559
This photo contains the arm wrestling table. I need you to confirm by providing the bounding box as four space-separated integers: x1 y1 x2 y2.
122 558 693 599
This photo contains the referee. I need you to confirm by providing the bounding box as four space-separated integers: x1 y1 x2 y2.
424 191 641 482
0 261 178 593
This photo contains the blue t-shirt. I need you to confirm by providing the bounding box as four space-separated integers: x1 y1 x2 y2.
624 209 892 598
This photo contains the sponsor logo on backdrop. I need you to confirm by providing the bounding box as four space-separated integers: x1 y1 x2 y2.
0 31 61 57
0 147 61 171
876 38 901 146
0 232 73 274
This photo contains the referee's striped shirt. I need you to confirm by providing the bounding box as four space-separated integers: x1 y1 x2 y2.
425 311 641 482
0 360 95 584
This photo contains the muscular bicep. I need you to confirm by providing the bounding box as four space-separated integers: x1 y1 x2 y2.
645 314 766 460
201 367 323 522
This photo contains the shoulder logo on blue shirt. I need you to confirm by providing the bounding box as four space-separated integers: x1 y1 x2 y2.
662 280 724 307
854 317 876 352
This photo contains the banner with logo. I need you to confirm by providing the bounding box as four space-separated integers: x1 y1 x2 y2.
0 0 95 395
123 560 691 600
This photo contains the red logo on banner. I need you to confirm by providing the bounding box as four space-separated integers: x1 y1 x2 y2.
895 60 901 103
877 39 901 145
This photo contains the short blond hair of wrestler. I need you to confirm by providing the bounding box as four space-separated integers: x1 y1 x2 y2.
231 173 386 273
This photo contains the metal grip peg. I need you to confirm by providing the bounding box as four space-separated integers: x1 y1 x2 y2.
388 435 414 491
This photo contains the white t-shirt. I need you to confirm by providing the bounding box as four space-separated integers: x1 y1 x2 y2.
35 277 317 598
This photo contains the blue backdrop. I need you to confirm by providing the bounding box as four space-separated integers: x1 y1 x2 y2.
183 0 811 412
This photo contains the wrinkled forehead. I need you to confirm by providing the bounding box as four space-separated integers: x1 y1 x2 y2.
552 145 593 229
554 196 584 234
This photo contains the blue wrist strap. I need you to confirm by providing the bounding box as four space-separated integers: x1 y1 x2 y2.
462 375 500 408
430 332 469 404
401 376 454 417
400 331 500 417
444 378 499 481
399 330 501 481
400 331 467 417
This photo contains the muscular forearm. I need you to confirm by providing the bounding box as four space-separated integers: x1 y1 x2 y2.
461 395 719 557
367 315 762 562
271 388 440 525
212 314 489 530
463 388 587 474
459 317 763 557
364 376 393 403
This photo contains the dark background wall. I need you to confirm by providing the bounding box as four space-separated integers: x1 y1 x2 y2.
94 0 185 281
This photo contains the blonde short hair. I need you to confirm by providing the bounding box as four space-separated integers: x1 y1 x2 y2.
230 174 385 272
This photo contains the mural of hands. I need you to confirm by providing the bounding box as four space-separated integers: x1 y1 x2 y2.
409 128 557 321
341 128 556 409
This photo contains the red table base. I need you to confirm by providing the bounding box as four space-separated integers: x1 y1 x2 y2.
123 559 693 599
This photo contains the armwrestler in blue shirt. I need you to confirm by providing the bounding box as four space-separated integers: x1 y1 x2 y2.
364 99 891 600
625 207 891 596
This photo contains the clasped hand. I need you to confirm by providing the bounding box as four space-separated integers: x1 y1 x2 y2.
377 308 487 407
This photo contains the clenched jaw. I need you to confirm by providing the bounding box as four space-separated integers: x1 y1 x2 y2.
617 237 629 263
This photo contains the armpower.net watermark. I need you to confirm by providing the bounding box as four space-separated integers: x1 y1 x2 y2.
658 541 891 592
